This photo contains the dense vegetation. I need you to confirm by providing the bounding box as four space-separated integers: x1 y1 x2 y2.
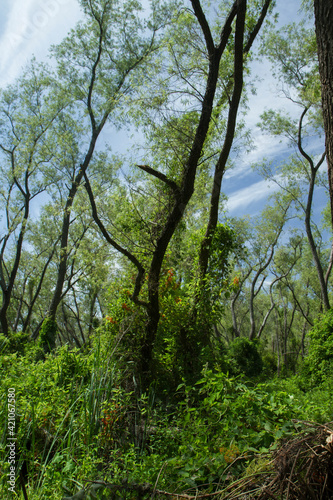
0 0 332 498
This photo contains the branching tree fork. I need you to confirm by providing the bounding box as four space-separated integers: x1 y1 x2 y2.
44 0 160 335
118 0 274 383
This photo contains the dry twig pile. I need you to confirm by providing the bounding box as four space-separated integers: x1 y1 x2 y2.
230 421 333 500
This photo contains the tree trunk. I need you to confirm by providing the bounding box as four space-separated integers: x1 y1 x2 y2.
140 0 242 385
297 106 330 310
198 0 272 282
0 194 29 335
314 0 333 230
47 133 100 324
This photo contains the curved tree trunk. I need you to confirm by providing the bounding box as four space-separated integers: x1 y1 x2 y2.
140 0 242 384
139 0 274 386
298 107 330 310
0 192 29 336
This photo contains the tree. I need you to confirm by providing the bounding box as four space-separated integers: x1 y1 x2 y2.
225 197 292 341
126 0 274 384
197 0 273 285
43 0 161 339
258 22 331 310
0 62 62 336
313 0 333 230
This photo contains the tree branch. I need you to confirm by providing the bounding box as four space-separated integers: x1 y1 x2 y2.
190 0 215 56
244 0 273 54
136 165 180 195
83 173 148 307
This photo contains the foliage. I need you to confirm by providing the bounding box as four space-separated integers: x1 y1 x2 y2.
0 1 333 497
0 332 31 355
302 309 333 384
39 317 58 355
207 223 242 297
1 333 333 498
227 337 263 377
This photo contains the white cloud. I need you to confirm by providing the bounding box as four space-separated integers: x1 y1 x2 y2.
225 133 290 183
225 178 280 214
0 0 82 87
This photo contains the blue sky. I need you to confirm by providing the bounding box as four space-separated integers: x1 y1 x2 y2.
0 0 82 87
0 0 327 222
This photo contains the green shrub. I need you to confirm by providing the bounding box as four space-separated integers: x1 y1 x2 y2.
227 337 263 377
302 309 333 384
261 349 278 377
39 317 58 354
0 331 31 355
55 345 92 386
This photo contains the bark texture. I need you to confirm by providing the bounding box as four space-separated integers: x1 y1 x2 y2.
314 0 333 229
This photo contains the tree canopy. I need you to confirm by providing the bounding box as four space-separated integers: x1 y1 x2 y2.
1 0 333 498
0 0 331 383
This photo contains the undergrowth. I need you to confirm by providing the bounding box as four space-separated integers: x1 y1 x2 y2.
0 327 332 499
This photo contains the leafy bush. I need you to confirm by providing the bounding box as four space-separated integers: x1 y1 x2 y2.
302 309 333 384
226 337 263 377
0 332 31 355
55 345 92 386
261 349 278 377
1 327 332 498
39 317 58 354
